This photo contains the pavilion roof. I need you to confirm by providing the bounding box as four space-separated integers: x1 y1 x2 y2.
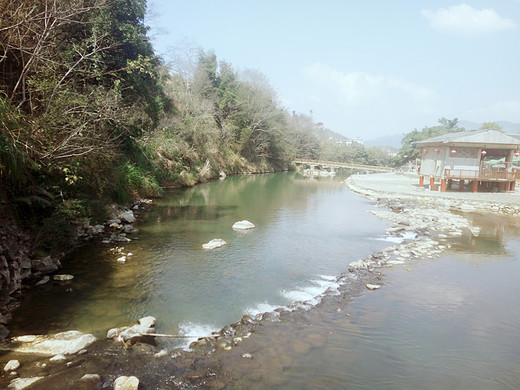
414 129 520 148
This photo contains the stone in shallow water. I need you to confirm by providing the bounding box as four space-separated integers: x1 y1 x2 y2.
232 220 256 230
76 374 102 390
202 239 227 249
114 375 139 390
107 316 156 343
49 354 67 362
8 377 44 390
118 210 136 224
366 284 382 290
138 316 156 328
7 331 96 355
53 274 74 281
4 359 20 372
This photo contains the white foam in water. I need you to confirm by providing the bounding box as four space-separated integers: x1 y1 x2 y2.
245 302 283 318
373 231 417 244
281 275 341 306
317 274 336 281
178 322 219 351
174 275 343 351
281 288 316 303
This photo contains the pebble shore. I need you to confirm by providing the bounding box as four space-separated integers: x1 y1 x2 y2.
345 172 520 272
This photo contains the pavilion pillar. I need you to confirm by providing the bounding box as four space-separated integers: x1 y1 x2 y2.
447 179 453 190
472 180 479 193
510 181 516 191
419 176 424 187
459 180 465 192
429 177 435 191
441 178 447 192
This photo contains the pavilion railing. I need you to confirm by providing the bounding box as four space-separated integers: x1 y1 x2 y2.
444 162 520 181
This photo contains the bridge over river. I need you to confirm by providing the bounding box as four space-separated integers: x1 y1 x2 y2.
293 159 394 175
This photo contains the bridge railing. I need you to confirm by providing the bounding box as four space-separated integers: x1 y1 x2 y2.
293 159 394 172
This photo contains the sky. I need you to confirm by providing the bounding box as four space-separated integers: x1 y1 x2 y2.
146 1 520 141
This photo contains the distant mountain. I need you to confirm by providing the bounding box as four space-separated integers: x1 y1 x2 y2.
364 134 403 148
458 120 520 133
364 120 520 148
316 126 350 142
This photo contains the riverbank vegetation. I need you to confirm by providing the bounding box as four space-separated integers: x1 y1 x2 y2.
0 0 391 244
392 117 464 167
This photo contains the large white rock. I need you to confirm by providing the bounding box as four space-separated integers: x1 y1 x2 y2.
232 220 255 230
114 375 139 390
7 331 96 355
119 210 136 224
107 317 156 342
4 360 20 372
202 239 227 249
138 316 156 328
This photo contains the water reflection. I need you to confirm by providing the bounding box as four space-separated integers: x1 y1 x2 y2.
221 207 520 389
7 172 389 349
4 173 520 389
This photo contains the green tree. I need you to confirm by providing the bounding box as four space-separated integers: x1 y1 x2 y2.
479 121 502 131
393 118 463 167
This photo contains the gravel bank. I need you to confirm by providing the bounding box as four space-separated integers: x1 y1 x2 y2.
344 171 520 272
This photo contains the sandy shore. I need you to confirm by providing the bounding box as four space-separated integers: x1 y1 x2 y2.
346 172 520 215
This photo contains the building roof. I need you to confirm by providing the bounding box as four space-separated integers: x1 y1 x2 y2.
415 129 520 148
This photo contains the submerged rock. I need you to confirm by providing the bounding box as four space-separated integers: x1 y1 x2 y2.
122 225 139 234
49 354 67 362
232 220 256 230
76 373 102 390
35 276 50 286
202 239 227 249
31 256 59 274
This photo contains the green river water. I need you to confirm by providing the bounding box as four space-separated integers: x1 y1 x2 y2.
2 172 520 389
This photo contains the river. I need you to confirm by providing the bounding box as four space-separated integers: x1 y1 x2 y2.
3 172 520 389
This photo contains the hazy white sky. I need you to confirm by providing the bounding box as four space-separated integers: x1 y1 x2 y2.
147 1 520 140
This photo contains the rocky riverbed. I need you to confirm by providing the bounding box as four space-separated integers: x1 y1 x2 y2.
2 172 520 389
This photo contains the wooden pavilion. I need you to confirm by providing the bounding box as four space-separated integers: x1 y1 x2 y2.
414 129 520 193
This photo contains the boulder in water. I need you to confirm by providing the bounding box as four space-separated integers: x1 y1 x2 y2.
114 375 139 390
7 377 44 390
107 316 156 344
118 210 136 224
202 239 227 249
3 359 20 372
6 330 96 355
53 274 74 282
232 220 255 230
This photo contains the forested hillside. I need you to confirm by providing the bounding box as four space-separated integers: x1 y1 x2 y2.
0 0 393 255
